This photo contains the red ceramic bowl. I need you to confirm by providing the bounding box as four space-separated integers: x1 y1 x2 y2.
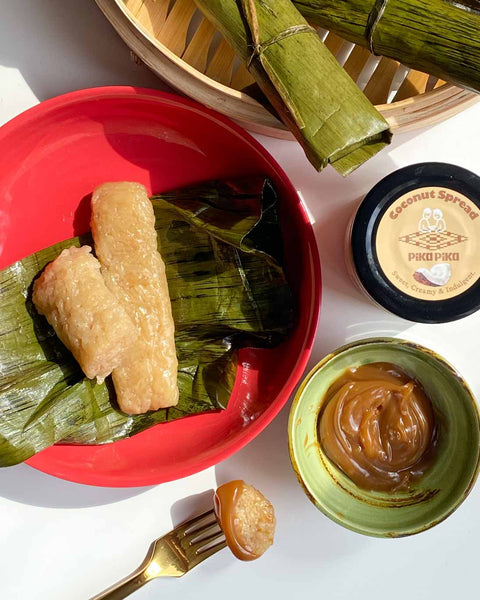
0 87 321 487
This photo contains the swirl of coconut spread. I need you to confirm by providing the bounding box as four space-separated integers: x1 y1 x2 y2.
318 363 437 492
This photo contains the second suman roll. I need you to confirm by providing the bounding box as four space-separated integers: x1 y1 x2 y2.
91 182 179 414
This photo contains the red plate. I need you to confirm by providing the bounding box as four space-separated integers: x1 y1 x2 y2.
0 87 321 486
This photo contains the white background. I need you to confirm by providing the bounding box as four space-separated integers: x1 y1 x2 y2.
1 1 480 599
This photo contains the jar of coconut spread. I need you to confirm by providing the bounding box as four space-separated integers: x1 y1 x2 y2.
345 163 480 323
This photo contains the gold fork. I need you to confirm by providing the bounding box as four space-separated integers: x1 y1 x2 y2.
91 508 226 600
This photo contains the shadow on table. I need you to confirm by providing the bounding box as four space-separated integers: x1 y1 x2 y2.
0 0 162 102
0 464 153 508
170 489 215 525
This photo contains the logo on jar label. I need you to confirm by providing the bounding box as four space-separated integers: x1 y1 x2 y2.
376 187 480 301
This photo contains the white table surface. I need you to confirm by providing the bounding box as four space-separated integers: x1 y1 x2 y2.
1 2 480 599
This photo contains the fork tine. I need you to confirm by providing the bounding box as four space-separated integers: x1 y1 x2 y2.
176 510 223 557
188 521 222 544
189 530 226 555
175 508 217 537
187 539 228 570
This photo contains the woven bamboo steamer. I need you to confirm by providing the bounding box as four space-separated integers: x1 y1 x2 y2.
95 0 479 137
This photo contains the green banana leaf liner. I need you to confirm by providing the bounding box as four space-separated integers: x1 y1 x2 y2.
0 177 294 467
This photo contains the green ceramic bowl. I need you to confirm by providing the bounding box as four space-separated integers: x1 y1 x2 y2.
288 338 480 537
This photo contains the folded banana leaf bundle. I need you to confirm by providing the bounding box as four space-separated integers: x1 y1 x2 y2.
0 177 294 467
195 0 392 175
294 0 480 93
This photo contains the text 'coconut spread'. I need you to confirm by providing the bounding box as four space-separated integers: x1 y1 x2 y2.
347 163 480 323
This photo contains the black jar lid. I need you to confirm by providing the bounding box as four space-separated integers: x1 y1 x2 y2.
351 162 480 323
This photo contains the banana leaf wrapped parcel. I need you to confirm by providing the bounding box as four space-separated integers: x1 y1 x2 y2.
0 177 294 467
294 0 480 93
195 0 392 175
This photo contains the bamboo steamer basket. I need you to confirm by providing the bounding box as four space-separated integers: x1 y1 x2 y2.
95 0 479 137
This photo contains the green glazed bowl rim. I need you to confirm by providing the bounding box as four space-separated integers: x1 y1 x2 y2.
288 337 480 537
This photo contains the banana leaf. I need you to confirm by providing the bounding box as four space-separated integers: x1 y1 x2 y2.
194 0 392 175
0 177 294 467
293 0 480 93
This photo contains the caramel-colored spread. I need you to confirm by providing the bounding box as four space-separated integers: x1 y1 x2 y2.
318 363 437 492
214 480 275 561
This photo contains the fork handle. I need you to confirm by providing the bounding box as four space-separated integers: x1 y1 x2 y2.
90 568 149 600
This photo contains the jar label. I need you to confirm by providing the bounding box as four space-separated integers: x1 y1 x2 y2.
375 186 480 301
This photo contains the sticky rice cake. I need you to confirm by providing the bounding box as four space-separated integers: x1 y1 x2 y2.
91 182 178 414
232 483 276 559
214 480 276 561
32 245 138 382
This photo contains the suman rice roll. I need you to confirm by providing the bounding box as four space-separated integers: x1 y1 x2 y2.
214 480 276 561
91 182 179 414
32 245 138 382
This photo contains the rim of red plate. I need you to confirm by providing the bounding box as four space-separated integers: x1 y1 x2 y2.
1 86 321 486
